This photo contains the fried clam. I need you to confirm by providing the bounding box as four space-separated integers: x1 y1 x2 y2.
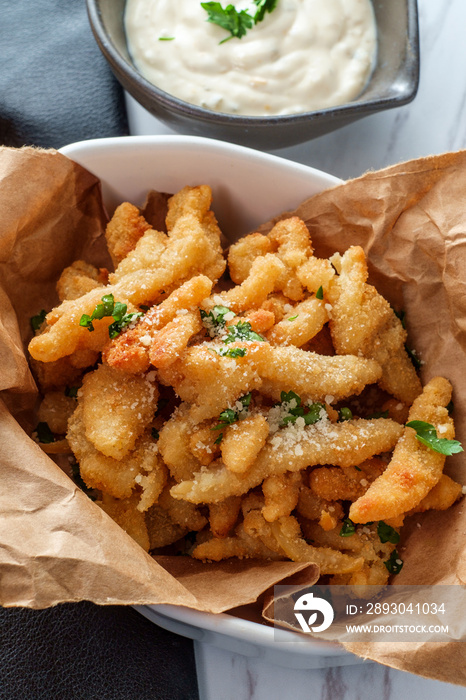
28 186 225 363
242 505 364 574
157 343 267 423
227 216 313 302
80 363 159 460
350 377 456 523
67 404 166 506
266 297 329 347
105 201 153 268
56 260 108 302
103 275 213 374
299 520 397 586
254 345 383 404
327 246 422 406
170 416 403 503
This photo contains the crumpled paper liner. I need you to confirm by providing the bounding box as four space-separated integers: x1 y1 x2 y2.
1 145 465 685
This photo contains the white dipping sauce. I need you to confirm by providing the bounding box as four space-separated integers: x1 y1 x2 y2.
124 0 377 117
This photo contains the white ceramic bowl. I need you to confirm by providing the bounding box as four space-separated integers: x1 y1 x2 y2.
59 134 358 669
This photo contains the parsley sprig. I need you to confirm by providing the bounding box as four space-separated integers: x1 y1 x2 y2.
377 521 400 545
406 420 463 456
224 320 265 344
30 309 47 332
384 550 403 575
211 393 251 442
278 390 325 427
200 305 232 337
201 0 278 44
339 518 356 537
79 294 143 339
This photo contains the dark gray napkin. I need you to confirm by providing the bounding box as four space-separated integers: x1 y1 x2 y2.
0 603 199 700
0 0 129 148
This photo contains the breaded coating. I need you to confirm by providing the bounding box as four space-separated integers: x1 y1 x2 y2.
262 471 302 522
208 496 242 538
158 404 203 483
296 256 335 295
207 254 285 313
157 344 266 423
297 485 344 523
103 275 213 374
170 417 403 503
267 217 312 300
191 522 283 561
409 474 463 514
243 509 363 574
350 377 455 523
188 422 221 466
67 405 164 500
148 311 203 369
158 482 208 532
81 364 159 460
221 414 269 474
255 345 382 403
165 185 226 283
57 260 108 301
328 246 422 405
228 232 272 283
37 391 77 434
266 297 329 347
309 458 386 502
105 202 152 268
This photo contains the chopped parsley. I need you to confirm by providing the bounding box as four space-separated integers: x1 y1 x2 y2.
377 521 400 545
211 393 251 433
159 36 174 41
339 518 356 537
406 420 463 456
151 428 160 441
368 410 389 419
405 344 422 370
65 386 79 399
224 320 265 344
384 550 403 575
339 407 353 422
34 422 55 444
218 347 247 358
393 308 406 329
201 0 277 43
288 314 299 321
30 309 47 332
278 390 325 427
79 294 142 339
200 305 232 337
315 286 324 300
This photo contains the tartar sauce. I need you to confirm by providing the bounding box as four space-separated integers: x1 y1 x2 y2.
124 0 377 117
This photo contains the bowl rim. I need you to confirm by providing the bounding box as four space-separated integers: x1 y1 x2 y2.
86 0 420 127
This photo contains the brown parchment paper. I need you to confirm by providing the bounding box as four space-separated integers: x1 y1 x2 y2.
1 145 466 685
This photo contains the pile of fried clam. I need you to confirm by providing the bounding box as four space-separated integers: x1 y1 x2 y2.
28 185 464 586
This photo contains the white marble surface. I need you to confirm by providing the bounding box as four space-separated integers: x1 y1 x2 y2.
127 1 466 697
